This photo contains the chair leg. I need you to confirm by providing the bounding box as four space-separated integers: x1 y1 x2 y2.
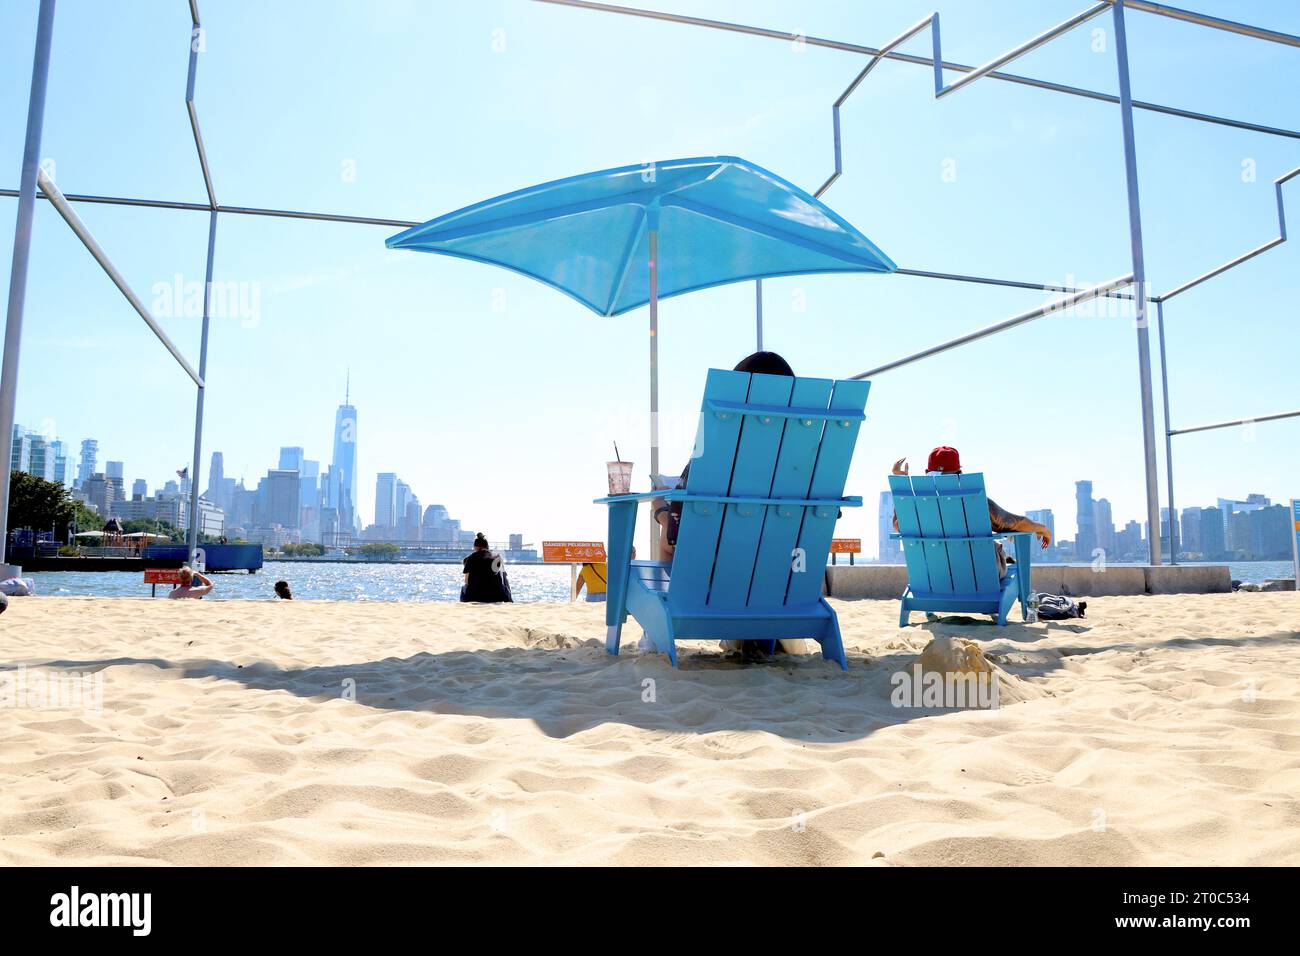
996 583 1017 626
899 593 911 629
820 603 849 672
603 500 638 657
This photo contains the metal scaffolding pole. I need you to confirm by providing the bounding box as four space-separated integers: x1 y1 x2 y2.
1112 0 1163 566
1169 409 1300 437
1155 299 1178 563
37 170 203 386
0 0 56 575
849 274 1134 379
535 0 1300 140
185 0 215 564
187 211 216 563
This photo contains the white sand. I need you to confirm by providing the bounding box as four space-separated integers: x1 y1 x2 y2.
1 593 1297 866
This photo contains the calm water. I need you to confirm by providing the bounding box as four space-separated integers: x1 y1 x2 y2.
20 559 1294 602
25 561 575 602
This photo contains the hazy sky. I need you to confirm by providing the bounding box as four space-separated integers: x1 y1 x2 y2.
2 0 1297 556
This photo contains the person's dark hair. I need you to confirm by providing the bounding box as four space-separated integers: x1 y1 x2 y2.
474 532 489 550
733 350 794 377
274 580 292 599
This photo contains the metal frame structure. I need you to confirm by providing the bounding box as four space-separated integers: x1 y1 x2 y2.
541 0 1298 565
1 0 1296 570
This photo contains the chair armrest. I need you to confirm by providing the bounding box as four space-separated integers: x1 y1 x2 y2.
592 491 664 505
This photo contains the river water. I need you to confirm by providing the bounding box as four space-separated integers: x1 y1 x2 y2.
18 560 1294 602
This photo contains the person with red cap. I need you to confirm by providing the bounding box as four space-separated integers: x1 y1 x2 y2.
891 446 1052 576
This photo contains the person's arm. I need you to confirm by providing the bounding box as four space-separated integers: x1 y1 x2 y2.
188 572 215 597
988 498 1052 548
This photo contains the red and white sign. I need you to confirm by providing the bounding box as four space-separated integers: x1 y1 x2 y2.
830 538 862 554
542 541 606 563
143 568 182 585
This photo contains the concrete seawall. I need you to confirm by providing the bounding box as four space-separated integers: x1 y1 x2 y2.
825 563 1233 600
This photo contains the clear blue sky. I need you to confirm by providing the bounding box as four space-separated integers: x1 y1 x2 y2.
2 0 1297 555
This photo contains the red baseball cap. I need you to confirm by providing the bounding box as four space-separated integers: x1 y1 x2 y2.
927 446 961 474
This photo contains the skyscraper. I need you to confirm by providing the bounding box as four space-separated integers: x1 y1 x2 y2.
50 439 67 487
1094 498 1114 554
1026 509 1055 545
375 472 397 529
10 426 32 475
1180 506 1202 554
877 491 901 562
106 461 124 480
1075 481 1096 560
395 480 411 532
279 447 305 472
1199 507 1226 559
76 439 98 489
329 380 359 535
264 469 301 529
206 451 228 513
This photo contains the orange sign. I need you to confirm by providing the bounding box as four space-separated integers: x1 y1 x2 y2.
144 568 182 584
831 538 862 554
542 541 607 563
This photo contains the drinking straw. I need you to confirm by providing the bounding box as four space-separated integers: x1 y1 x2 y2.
613 442 621 463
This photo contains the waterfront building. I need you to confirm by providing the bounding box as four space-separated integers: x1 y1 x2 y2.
1180 506 1202 554
1199 507 1226 559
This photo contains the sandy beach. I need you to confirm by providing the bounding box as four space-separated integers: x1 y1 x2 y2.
1 593 1296 866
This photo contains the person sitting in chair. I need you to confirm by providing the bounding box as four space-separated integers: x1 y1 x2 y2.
649 351 806 662
891 445 1051 576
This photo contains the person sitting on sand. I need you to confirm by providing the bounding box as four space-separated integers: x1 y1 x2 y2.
650 351 806 662
168 566 214 599
461 532 513 603
892 446 1051 576
274 580 293 600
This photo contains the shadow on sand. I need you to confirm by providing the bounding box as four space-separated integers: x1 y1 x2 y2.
10 626 1293 742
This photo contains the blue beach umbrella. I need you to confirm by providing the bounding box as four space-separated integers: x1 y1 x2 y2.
386 155 895 490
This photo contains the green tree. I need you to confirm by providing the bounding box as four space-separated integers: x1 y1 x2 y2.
8 470 86 539
283 542 326 557
353 542 400 559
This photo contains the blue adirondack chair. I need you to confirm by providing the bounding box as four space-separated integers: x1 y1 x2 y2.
888 472 1034 627
595 369 869 670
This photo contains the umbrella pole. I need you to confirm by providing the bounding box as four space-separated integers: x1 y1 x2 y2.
648 229 660 557
755 279 763 351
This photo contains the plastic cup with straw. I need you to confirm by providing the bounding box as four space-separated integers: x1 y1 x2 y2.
606 442 633 495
